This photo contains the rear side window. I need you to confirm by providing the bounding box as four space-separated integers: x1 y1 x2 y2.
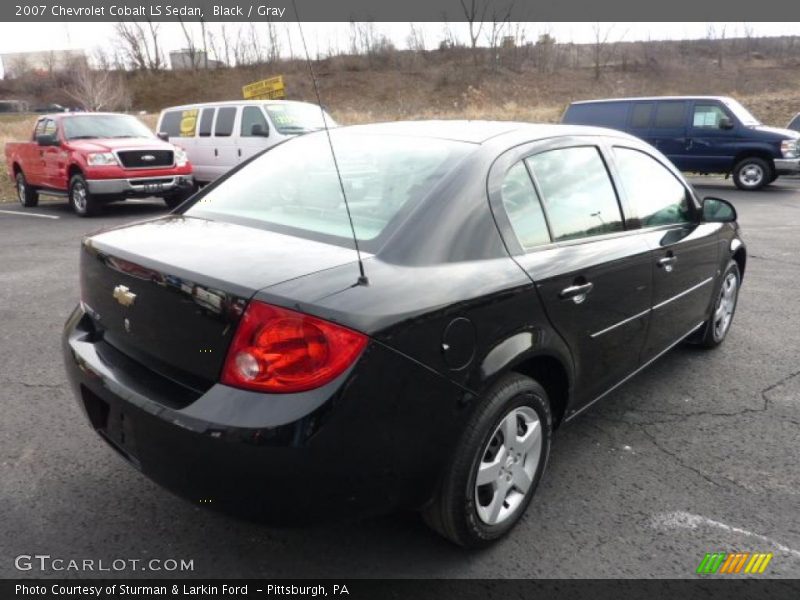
214 107 237 137
240 106 269 137
159 110 182 136
613 147 691 227
33 120 46 138
630 103 653 128
501 162 550 249
654 102 687 128
527 147 623 241
42 119 57 136
198 108 215 137
563 103 628 129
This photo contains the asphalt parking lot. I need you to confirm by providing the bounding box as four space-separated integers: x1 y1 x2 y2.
1 179 798 579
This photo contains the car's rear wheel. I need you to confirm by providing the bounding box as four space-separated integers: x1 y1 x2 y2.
16 171 39 207
697 260 741 348
422 373 551 548
733 157 771 191
69 174 98 217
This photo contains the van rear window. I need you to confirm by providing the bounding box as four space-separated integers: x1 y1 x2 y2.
654 102 686 128
198 108 215 137
563 103 627 128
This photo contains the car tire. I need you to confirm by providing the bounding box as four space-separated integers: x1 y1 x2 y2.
422 373 552 548
732 157 771 191
697 260 741 348
16 171 39 207
69 174 98 217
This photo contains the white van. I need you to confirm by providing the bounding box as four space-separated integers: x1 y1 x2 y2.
156 100 336 185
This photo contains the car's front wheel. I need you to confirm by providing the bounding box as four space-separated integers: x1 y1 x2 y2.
698 260 741 348
69 174 98 217
422 373 552 547
732 157 771 191
16 171 39 207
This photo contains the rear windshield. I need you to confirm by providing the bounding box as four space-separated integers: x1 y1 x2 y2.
186 131 472 248
63 115 154 140
265 103 335 134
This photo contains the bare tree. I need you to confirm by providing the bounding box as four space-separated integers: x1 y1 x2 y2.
406 23 427 52
265 21 281 63
592 23 623 81
115 22 163 71
460 0 490 57
64 64 129 111
178 17 199 69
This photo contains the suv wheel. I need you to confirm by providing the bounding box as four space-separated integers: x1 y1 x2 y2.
422 373 552 547
16 171 39 207
69 174 98 217
733 157 771 191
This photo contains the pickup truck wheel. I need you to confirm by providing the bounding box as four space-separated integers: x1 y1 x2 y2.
16 172 39 207
733 157 771 191
163 187 195 210
69 175 98 217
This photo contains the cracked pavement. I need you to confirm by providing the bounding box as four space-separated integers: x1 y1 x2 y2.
0 179 798 578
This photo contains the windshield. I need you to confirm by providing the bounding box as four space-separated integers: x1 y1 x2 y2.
63 115 154 140
186 131 472 246
721 98 761 127
265 103 336 134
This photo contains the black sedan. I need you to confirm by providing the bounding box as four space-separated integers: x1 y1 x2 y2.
63 121 745 547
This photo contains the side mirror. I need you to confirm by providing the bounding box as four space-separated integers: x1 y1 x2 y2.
36 133 59 147
703 197 737 223
156 132 170 141
719 117 734 130
251 123 269 137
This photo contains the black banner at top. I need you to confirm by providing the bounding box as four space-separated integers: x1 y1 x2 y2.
4 0 800 22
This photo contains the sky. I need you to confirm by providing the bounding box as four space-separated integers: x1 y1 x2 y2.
0 21 799 75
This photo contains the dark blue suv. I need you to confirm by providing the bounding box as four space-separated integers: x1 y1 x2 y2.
562 96 800 190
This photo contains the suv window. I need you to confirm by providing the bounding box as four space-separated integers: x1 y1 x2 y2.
159 110 182 136
240 106 269 137
42 119 57 136
613 147 692 227
198 108 215 137
527 147 624 241
501 162 550 249
654 102 687 128
630 103 653 128
214 107 237 137
33 119 46 139
693 104 728 128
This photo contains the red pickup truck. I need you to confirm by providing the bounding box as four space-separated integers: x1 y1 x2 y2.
5 112 195 216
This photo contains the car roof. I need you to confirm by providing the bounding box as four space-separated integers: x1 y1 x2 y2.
162 99 318 111
570 95 733 105
336 120 639 145
40 112 134 120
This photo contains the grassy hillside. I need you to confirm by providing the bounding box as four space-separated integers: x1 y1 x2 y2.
3 35 800 202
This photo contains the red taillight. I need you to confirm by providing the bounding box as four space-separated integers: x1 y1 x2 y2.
221 300 368 393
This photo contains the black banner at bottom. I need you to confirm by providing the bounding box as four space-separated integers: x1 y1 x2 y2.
3 579 800 600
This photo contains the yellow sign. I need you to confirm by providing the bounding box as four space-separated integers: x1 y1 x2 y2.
179 108 198 137
242 76 286 100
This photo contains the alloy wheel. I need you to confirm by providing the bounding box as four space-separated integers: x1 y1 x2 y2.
474 405 542 526
17 176 25 206
713 271 738 341
740 164 764 188
72 183 88 213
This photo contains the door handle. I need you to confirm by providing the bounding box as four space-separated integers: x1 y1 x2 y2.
656 255 678 273
214 149 218 157
559 282 594 303
237 148 242 157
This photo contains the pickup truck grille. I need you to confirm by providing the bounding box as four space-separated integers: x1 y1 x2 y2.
117 150 174 169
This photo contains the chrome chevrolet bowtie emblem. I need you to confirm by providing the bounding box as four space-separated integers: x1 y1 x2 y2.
113 285 136 307
141 154 156 162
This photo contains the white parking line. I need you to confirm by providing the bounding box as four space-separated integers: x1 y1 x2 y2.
0 209 60 219
651 511 800 558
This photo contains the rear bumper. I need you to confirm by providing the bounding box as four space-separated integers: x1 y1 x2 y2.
773 158 800 174
62 304 466 522
87 175 194 197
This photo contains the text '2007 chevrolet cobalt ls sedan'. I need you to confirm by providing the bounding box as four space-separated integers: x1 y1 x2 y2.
63 121 745 547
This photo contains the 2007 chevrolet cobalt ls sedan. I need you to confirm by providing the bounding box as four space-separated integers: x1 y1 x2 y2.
64 121 745 547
